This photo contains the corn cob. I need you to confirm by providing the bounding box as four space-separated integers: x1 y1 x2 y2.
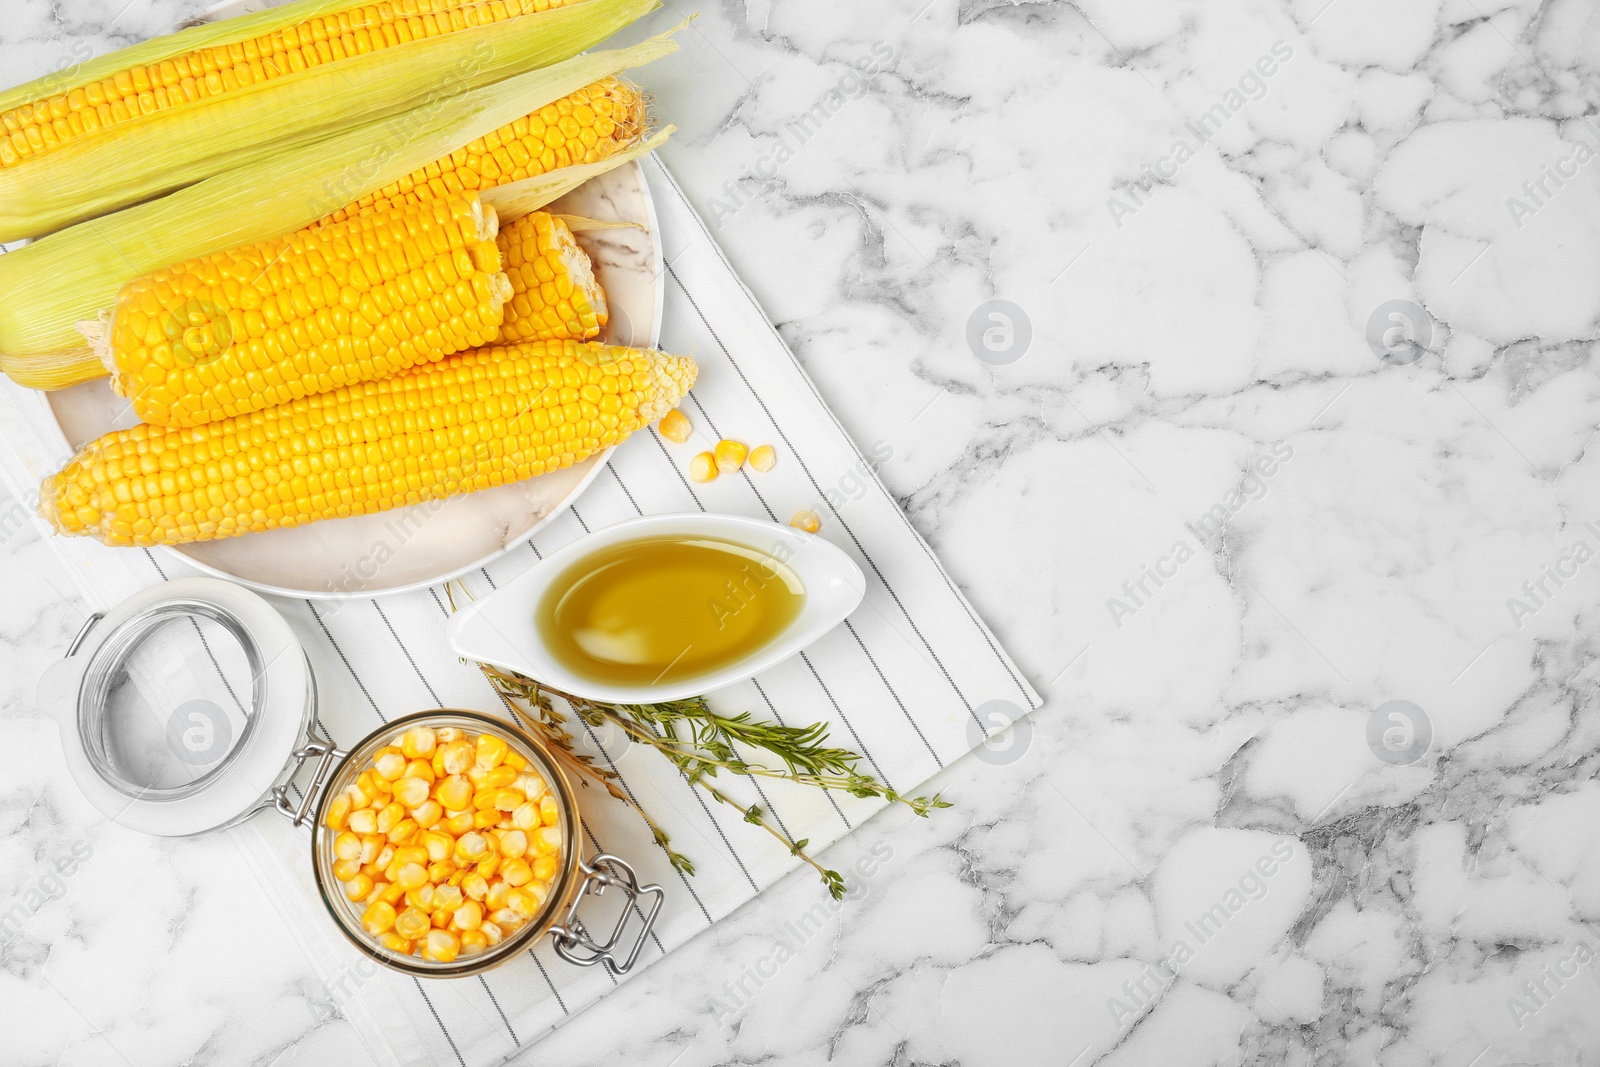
324 77 644 225
497 212 608 343
0 0 660 243
41 340 696 547
0 32 679 384
0 0 593 170
100 198 511 428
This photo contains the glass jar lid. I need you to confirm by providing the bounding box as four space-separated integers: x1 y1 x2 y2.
38 578 313 836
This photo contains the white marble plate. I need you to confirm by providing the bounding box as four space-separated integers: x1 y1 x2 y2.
45 146 664 600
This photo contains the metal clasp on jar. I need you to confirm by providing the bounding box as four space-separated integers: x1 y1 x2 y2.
269 713 347 827
550 854 664 975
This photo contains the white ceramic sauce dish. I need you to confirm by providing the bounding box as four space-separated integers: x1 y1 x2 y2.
446 513 867 703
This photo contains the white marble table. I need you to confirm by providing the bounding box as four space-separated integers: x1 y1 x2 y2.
5 0 1600 1064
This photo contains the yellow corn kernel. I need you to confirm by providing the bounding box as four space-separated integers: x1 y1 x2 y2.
452 900 484 932
689 451 717 482
405 885 436 913
332 858 362 882
412 800 444 830
421 831 453 864
489 908 523 929
435 728 464 744
376 932 413 956
430 860 459 883
500 858 533 887
436 775 472 811
433 885 464 911
333 831 361 862
511 802 539 831
509 883 548 916
422 929 460 963
749 444 777 472
659 408 691 444
472 787 500 812
539 795 560 826
480 921 505 947
401 726 437 759
460 930 490 956
404 759 436 784
503 751 528 772
372 845 396 872
463 872 490 901
492 788 524 812
394 906 431 941
531 855 561 883
433 908 455 930
323 792 352 831
454 832 490 862
477 765 519 790
445 811 476 836
486 882 511 911
790 509 822 534
347 808 377 835
359 835 385 866
476 853 501 879
533 826 564 857
473 809 502 830
356 771 383 799
714 439 748 473
361 901 396 937
375 802 405 835
392 776 430 808
498 830 528 859
393 863 427 891
341 873 374 901
476 733 509 770
374 751 407 781
517 774 549 803
379 882 406 906
440 740 475 776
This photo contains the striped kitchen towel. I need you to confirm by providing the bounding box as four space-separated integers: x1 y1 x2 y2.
0 155 1040 1066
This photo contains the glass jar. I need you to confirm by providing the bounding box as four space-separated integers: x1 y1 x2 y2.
39 578 662 976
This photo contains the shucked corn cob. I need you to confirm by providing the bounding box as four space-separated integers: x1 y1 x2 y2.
497 212 608 343
101 198 512 428
41 340 697 547
0 0 591 169
323 77 645 225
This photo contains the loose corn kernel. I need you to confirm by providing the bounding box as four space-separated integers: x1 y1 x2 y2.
413 800 444 829
463 873 490 901
511 802 539 830
334 832 361 862
533 826 564 856
362 901 396 936
444 811 476 836
401 726 437 759
498 830 528 859
332 858 362 882
790 509 822 533
395 907 430 941
377 933 413 956
460 930 490 956
393 776 430 808
476 734 508 770
374 751 407 781
532 855 560 882
405 760 435 784
714 439 748 473
376 803 405 834
348 808 377 834
749 444 777 472
453 900 484 931
659 408 692 444
435 728 464 744
480 921 505 947
503 751 528 772
539 795 560 826
422 929 460 963
518 774 549 803
323 793 352 831
440 740 474 776
501 858 533 887
343 873 374 901
436 775 472 811
689 451 718 482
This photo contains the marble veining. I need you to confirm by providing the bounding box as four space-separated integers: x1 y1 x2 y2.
5 0 1600 1065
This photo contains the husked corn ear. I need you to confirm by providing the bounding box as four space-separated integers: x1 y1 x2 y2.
42 340 697 547
497 212 607 343
323 78 645 225
0 0 591 170
102 198 511 428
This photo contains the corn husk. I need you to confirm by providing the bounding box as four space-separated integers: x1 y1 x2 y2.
0 28 679 388
0 0 658 243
